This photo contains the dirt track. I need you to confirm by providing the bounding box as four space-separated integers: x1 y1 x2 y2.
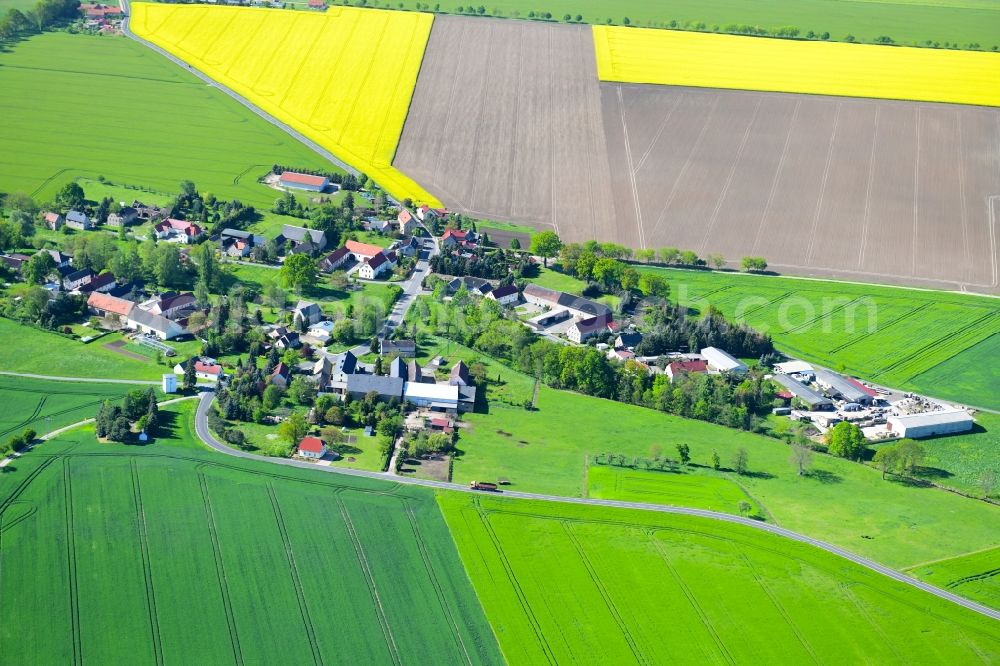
396 16 1000 293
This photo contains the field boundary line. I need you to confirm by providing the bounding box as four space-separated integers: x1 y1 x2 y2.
473 500 557 664
956 113 971 283
562 522 649 665
63 458 82 666
902 544 1000 572
858 105 881 269
336 497 401 666
633 92 681 175
912 107 922 278
736 548 820 664
403 503 474 665
826 302 932 354
265 484 323 666
988 195 1000 287
783 296 863 334
130 459 164 666
838 582 900 654
805 102 841 264
751 98 801 255
197 473 245 666
872 309 998 380
648 534 735 665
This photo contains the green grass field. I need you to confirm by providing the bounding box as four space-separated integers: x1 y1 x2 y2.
439 493 1000 664
456 384 1000 568
0 319 161 380
0 375 154 440
0 401 502 664
907 547 1000 610
908 412 1000 497
421 0 1000 48
625 267 1000 409
587 464 764 517
0 33 336 207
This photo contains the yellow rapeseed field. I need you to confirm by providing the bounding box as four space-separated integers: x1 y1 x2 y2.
593 26 1000 107
131 3 441 204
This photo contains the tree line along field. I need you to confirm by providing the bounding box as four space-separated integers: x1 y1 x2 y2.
594 25 1000 106
0 376 154 441
456 384 1000 570
0 33 337 208
408 0 1000 49
131 3 439 205
0 401 502 665
640 267 1000 410
438 493 1000 664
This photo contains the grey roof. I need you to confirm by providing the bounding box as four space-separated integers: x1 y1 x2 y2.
281 225 325 245
380 338 416 354
346 374 403 399
458 385 477 403
616 331 643 347
814 369 871 403
66 210 88 224
490 284 518 298
65 268 93 282
406 360 423 383
389 356 407 379
221 228 252 240
128 307 181 334
522 283 610 317
294 301 322 317
772 374 832 407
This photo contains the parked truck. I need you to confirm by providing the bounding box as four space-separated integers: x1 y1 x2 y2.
469 480 499 492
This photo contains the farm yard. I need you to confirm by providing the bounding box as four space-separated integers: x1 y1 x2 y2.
648 267 1000 409
0 33 334 208
394 16 616 238
394 16 1000 293
456 384 1000 569
130 3 438 205
593 26 1000 107
439 494 1000 664
0 402 502 665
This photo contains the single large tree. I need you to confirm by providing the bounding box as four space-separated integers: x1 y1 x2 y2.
280 254 317 292
23 251 55 285
278 412 309 445
826 421 867 461
530 231 562 267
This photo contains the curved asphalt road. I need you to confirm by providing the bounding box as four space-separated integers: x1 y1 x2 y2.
194 392 999 621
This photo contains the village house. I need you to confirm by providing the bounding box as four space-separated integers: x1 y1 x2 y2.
380 338 415 357
397 209 416 235
449 360 470 386
305 320 334 345
522 283 611 321
173 358 225 382
269 362 292 389
132 200 169 222
701 347 749 375
62 267 94 291
268 326 301 350
43 212 64 230
155 218 204 243
313 350 357 392
77 272 118 295
615 331 643 350
345 374 404 402
358 251 395 279
144 292 197 319
297 435 327 459
106 207 138 227
278 224 327 255
40 248 72 268
441 228 477 249
318 246 351 272
567 314 613 344
416 205 448 222
292 301 322 327
1 253 30 274
66 210 92 231
486 284 519 306
394 236 421 258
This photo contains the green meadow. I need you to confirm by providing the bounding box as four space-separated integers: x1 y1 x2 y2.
0 401 502 665
0 33 336 207
439 493 1000 664
456 384 1000 569
0 375 152 439
907 546 1000 610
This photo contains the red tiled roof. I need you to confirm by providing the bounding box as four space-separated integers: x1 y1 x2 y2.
442 229 467 240
398 209 412 224
87 292 134 317
156 218 202 236
668 359 709 374
298 436 325 453
345 240 383 258
280 171 327 187
195 361 222 376
430 418 450 428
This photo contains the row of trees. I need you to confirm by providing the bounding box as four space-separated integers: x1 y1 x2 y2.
637 302 773 359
